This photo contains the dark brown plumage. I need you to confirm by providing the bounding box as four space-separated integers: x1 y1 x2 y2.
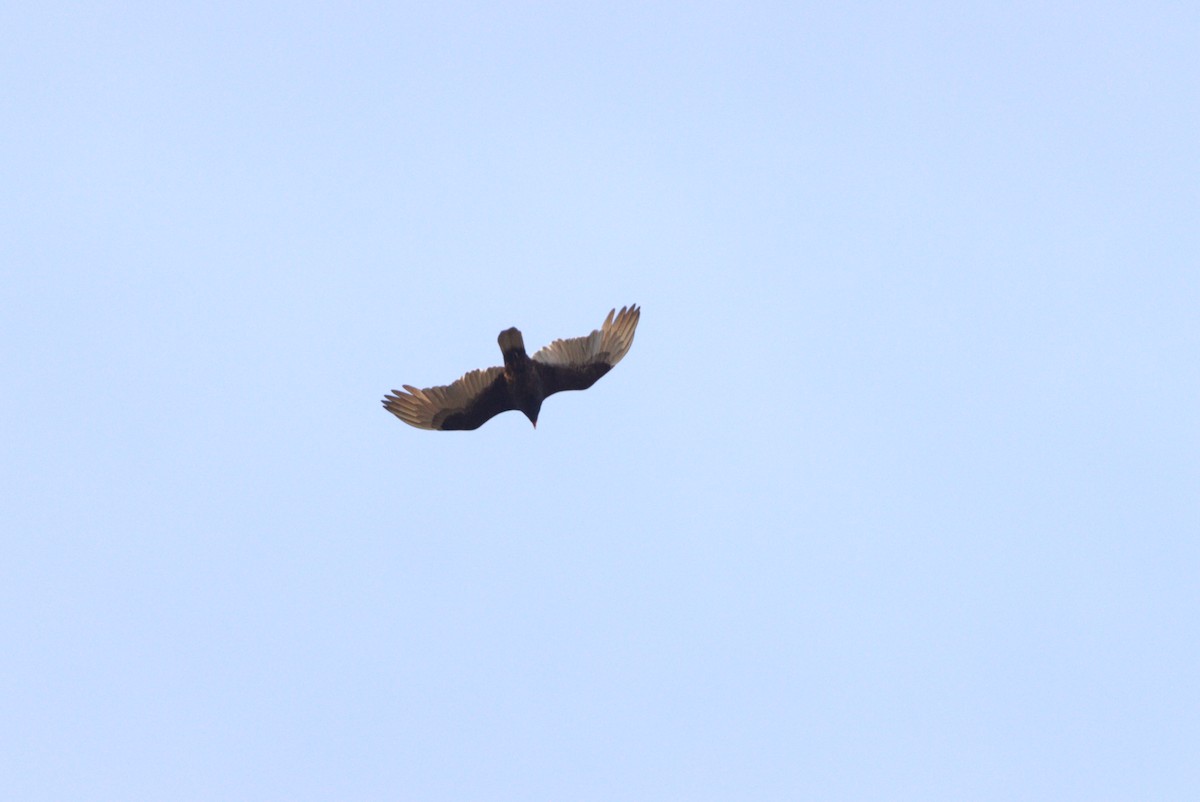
383 305 640 430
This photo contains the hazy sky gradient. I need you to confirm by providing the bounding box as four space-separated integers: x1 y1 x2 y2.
4 2 1197 799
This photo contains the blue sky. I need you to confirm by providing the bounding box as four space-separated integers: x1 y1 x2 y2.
4 2 1197 799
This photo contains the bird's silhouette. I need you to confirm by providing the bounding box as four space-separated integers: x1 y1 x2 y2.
383 305 640 430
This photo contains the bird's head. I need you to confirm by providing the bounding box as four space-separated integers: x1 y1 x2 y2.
519 398 542 429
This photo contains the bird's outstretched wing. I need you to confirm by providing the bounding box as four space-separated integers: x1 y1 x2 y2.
531 304 640 396
382 366 511 430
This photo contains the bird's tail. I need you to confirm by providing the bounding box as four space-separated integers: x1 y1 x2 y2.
498 327 526 361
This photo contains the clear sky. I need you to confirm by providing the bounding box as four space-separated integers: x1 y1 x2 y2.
4 2 1197 799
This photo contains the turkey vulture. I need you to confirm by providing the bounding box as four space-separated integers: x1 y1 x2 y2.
383 304 640 430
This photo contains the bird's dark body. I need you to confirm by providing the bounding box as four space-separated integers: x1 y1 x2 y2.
496 328 547 428
383 305 639 431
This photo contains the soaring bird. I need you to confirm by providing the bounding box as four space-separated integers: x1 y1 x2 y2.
383 304 640 430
